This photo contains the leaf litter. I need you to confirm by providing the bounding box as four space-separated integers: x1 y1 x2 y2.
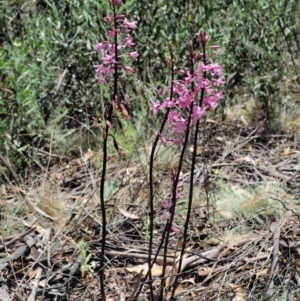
1 120 300 300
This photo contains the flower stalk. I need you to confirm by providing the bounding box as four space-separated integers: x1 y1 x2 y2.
95 0 138 298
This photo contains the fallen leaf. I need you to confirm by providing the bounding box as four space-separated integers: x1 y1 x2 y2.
22 220 46 234
235 156 256 166
126 166 138 176
83 148 94 162
246 143 253 151
218 210 235 219
118 207 140 219
91 117 99 127
229 284 247 301
259 268 269 276
198 267 210 277
240 115 248 126
0 288 10 301
165 265 175 289
167 278 196 298
125 263 162 276
111 277 122 296
283 146 290 158
188 145 202 155
181 278 195 285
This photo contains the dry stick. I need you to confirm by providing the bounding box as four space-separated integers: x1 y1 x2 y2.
0 288 10 301
0 152 20 185
28 267 43 301
105 250 175 264
0 227 36 251
3 235 36 299
38 228 52 300
258 164 291 182
180 246 224 272
266 221 281 296
128 270 144 301
215 128 260 164
182 235 257 270
27 199 58 221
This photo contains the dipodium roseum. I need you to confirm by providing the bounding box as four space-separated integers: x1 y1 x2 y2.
151 31 224 146
95 0 138 125
95 2 138 87
162 170 184 219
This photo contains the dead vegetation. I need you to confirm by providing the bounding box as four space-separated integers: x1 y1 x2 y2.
1 120 300 300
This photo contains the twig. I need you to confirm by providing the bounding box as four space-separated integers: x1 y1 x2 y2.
105 250 175 264
266 221 281 296
27 199 58 221
0 227 36 251
128 270 144 301
0 153 20 185
28 267 43 301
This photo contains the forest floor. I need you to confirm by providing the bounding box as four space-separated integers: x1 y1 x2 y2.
1 119 300 300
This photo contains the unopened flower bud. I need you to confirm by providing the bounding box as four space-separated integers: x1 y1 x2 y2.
120 103 130 119
102 127 107 139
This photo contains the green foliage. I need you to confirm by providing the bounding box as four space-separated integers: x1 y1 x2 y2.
125 0 299 128
217 0 299 129
138 214 151 241
77 240 94 273
1 0 300 180
0 0 107 175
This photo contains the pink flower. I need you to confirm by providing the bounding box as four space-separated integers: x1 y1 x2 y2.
161 97 175 108
158 133 167 147
122 65 134 73
151 101 161 113
172 120 187 135
107 29 118 38
115 14 125 21
129 51 139 61
177 91 194 109
162 200 172 209
104 13 111 23
172 138 182 146
122 35 135 47
204 96 219 110
102 54 118 65
191 106 206 122
123 20 137 29
96 41 105 50
199 62 211 72
95 0 138 129
213 77 225 86
167 111 181 123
